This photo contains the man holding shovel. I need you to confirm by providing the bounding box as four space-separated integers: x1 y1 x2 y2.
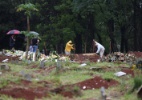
93 39 105 60
65 40 75 56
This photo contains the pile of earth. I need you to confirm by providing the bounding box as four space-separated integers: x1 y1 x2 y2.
129 51 142 58
72 53 100 63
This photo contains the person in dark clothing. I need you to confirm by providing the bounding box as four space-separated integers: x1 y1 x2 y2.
31 38 39 52
9 35 16 49
31 37 39 61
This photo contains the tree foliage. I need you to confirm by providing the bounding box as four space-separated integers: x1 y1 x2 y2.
0 0 142 53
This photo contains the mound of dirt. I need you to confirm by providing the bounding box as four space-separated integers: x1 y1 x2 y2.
129 51 142 58
0 80 50 100
121 68 134 77
73 53 100 63
51 76 119 98
76 76 119 90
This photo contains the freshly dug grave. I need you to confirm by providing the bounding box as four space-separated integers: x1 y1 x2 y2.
129 51 142 58
72 53 100 63
0 76 119 100
51 76 119 97
0 80 50 100
121 68 134 77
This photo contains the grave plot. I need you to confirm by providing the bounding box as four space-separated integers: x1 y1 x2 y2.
0 52 142 100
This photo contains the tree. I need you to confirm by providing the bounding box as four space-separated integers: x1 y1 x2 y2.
17 3 38 59
72 0 96 53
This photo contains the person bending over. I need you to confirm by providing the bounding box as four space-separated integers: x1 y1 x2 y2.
93 39 105 59
65 40 75 56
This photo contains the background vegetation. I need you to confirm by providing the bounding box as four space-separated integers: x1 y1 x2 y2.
0 0 142 54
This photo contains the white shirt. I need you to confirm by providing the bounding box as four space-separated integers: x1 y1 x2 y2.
95 42 105 53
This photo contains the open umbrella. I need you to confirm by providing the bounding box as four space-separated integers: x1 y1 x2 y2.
29 31 39 36
7 29 20 35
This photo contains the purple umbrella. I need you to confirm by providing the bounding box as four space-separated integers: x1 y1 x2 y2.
7 29 20 35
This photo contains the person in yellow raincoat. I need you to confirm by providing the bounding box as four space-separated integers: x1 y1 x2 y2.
65 40 75 56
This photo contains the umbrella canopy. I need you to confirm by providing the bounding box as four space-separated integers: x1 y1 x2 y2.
29 31 39 36
7 30 20 35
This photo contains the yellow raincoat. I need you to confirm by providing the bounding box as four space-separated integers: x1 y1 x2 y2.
65 40 74 52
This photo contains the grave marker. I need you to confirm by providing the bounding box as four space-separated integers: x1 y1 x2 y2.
100 87 106 100
0 64 10 71
24 74 32 81
40 60 45 68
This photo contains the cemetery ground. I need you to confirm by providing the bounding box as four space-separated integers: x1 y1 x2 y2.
0 52 142 100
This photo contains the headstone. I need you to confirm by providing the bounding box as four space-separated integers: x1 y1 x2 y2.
137 85 142 99
100 87 106 100
56 60 62 71
136 60 142 69
2 49 6 55
19 70 25 76
27 60 31 64
24 74 32 81
0 64 10 71
40 60 45 68
0 51 2 55
24 60 32 64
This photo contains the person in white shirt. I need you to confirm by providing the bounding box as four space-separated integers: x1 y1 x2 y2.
93 39 105 59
